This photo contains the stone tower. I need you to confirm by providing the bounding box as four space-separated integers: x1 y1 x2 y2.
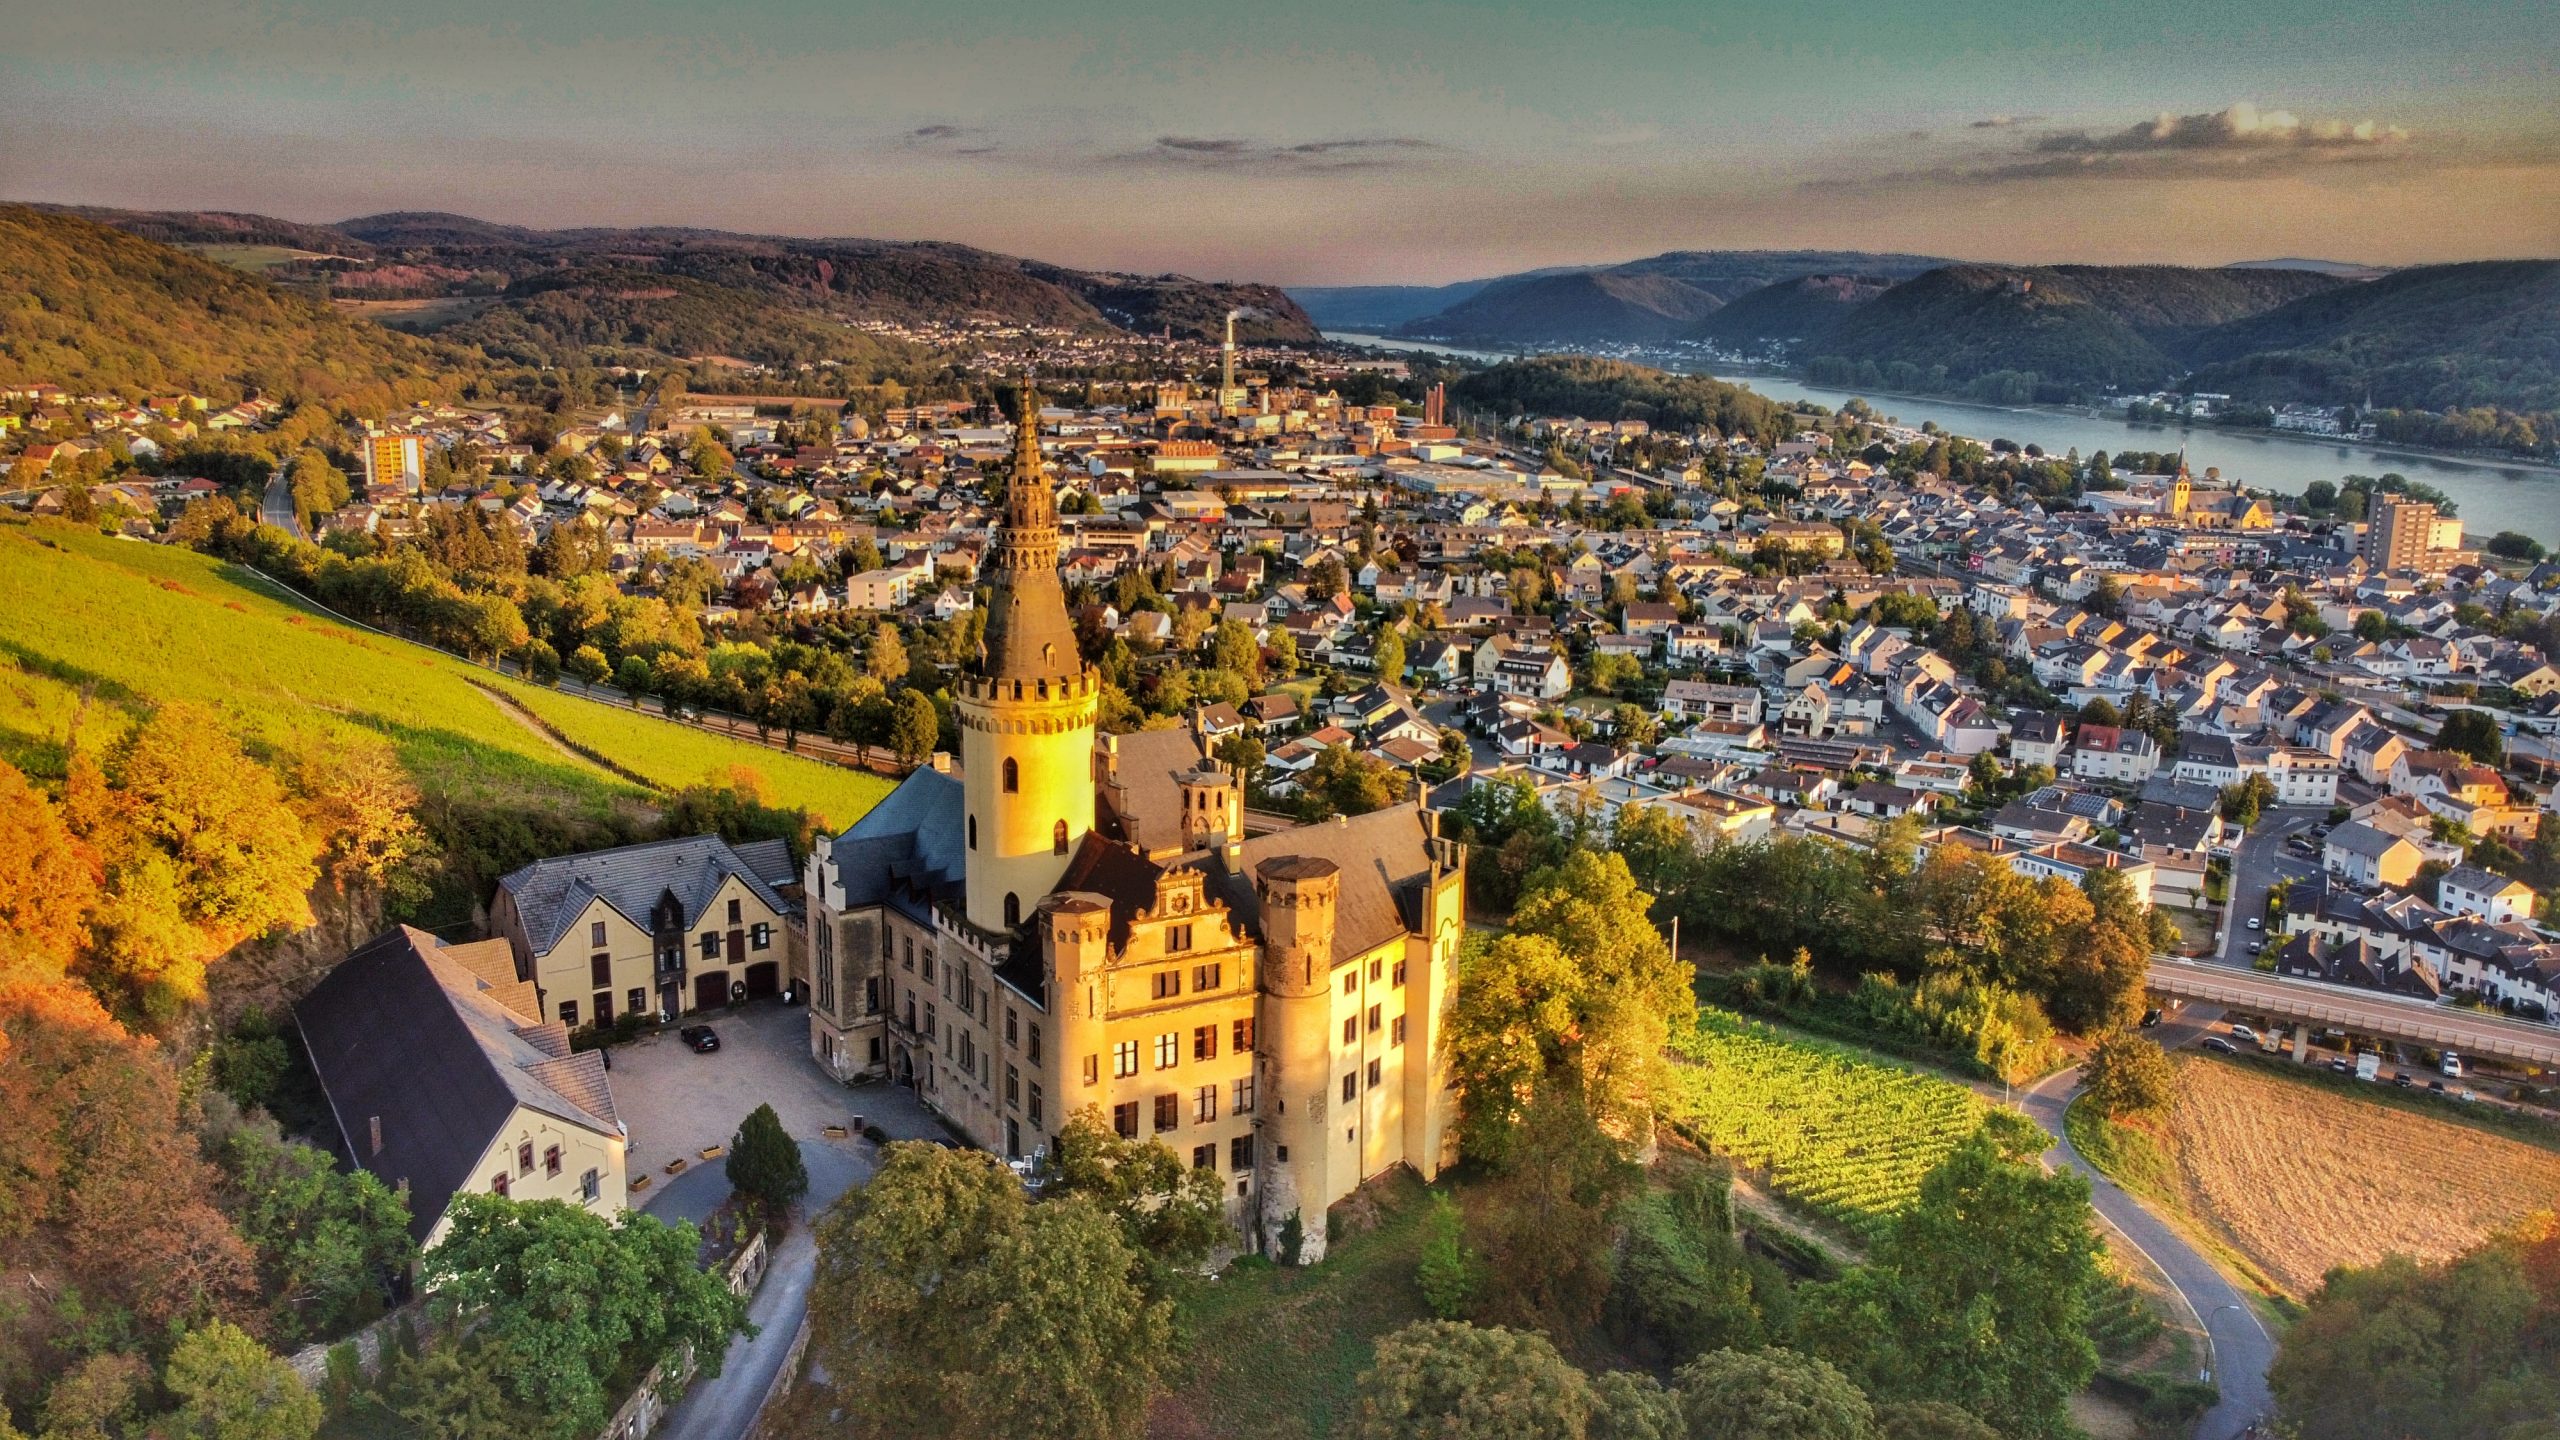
956 385 1098 933
1253 854 1339 1262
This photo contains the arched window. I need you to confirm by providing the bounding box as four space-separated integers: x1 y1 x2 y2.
1054 819 1070 855
1002 757 1019 793
969 815 978 850
1003 892 1021 928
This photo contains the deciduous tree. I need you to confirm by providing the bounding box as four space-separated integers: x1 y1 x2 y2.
1347 1322 1591 1440
1672 1347 1874 1440
162 1321 322 1440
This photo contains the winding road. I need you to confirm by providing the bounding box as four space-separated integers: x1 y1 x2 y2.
2016 1060 2275 1440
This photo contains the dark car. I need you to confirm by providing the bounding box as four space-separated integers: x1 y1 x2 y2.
2427 1079 2447 1094
2393 1071 2415 1088
2201 1037 2239 1055
679 1024 720 1053
2141 1007 2164 1028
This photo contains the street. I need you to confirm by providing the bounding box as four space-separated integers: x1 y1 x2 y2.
258 467 303 537
2211 806 2324 966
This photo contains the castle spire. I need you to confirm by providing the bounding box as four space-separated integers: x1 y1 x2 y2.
977 380 1080 683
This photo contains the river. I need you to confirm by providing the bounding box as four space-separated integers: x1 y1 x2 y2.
1324 331 2560 545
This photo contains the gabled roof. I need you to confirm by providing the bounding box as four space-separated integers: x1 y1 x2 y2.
499 833 794 955
296 927 622 1244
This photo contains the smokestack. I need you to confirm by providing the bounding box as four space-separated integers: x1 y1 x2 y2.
1222 309 1239 408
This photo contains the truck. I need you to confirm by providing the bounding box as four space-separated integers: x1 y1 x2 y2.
2355 1053 2382 1082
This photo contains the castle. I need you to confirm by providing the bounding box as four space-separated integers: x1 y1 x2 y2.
801 390 1462 1260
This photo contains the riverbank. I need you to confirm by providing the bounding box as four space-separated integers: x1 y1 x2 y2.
1323 331 2560 544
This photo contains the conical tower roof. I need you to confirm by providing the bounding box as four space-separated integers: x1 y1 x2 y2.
978 386 1082 684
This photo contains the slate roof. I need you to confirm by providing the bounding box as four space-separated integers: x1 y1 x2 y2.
296 926 622 1244
499 833 795 955
831 767 967 920
1212 806 1438 966
1097 728 1210 853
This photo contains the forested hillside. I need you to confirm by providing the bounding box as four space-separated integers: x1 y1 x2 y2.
2183 259 2560 412
1392 249 1945 343
444 266 937 374
0 207 457 402
1688 273 1894 348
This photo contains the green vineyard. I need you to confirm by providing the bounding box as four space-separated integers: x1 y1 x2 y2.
1666 1008 1987 1235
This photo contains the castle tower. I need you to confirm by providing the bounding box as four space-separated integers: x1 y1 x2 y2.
1043 892 1114 1149
1176 760 1241 854
956 386 1098 933
1253 855 1339 1262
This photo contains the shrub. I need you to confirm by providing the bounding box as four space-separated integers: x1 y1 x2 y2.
2081 1032 2177 1120
1416 1192 1478 1319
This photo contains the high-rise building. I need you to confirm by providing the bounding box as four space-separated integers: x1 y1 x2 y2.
2363 497 2437 573
363 431 431 491
801 387 1462 1262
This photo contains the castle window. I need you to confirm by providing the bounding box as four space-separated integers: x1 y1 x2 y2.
1154 1032 1179 1069
1029 1083 1044 1126
1233 1017 1255 1052
1232 1075 1255 1114
1193 962 1220 991
1112 1102 1138 1139
1154 1093 1179 1132
1193 1025 1218 1061
1112 1041 1137 1078
1231 1134 1254 1169
1195 1084 1218 1123
590 920 607 946
1393 960 1407 988
1342 1017 1357 1045
1054 820 1069 855
1153 971 1179 1001
969 815 978 850
1002 758 1019 793
1028 1023 1042 1063
1367 1058 1382 1088
1392 1014 1407 1046
1193 1143 1215 1171
1167 924 1192 953
1003 893 1021 928
1341 972 1356 995
1342 1072 1358 1102
1368 1004 1382 1033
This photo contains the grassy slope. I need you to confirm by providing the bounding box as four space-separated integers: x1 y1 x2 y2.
0 518 885 864
489 675 892 830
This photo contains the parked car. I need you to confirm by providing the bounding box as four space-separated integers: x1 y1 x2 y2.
2393 1071 2415 1088
2245 917 2262 931
2427 1079 2447 1094
2229 1023 2260 1043
2247 941 2264 955
2328 1058 2353 1074
678 1024 720 1053
2140 1007 2164 1028
2202 1037 2239 1055
2440 1052 2463 1078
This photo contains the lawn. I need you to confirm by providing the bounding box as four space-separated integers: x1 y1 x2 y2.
2076 1053 2560 1299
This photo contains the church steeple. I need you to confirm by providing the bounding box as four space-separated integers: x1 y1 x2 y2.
978 385 1082 684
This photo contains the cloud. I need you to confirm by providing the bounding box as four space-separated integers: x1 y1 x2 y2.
1969 114 2033 129
2039 102 2409 154
1108 134 1446 173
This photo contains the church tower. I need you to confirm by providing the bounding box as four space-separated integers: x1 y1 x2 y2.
956 386 1098 933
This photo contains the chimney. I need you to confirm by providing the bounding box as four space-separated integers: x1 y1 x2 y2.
369 1115 383 1156
928 751 954 774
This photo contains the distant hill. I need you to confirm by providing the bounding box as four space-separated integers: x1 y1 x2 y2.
2224 258 2390 280
67 207 1321 349
0 205 452 400
1805 263 2345 394
1689 273 1896 349
1414 270 1730 346
2183 259 2560 412
1391 249 1945 344
1288 278 1507 331
439 266 931 373
33 204 374 257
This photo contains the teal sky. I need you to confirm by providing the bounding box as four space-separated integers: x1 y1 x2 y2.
3 0 2553 282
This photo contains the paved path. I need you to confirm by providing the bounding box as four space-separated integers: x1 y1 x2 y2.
2016 1068 2274 1440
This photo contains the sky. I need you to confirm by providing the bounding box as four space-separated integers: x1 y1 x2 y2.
3 0 2555 285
